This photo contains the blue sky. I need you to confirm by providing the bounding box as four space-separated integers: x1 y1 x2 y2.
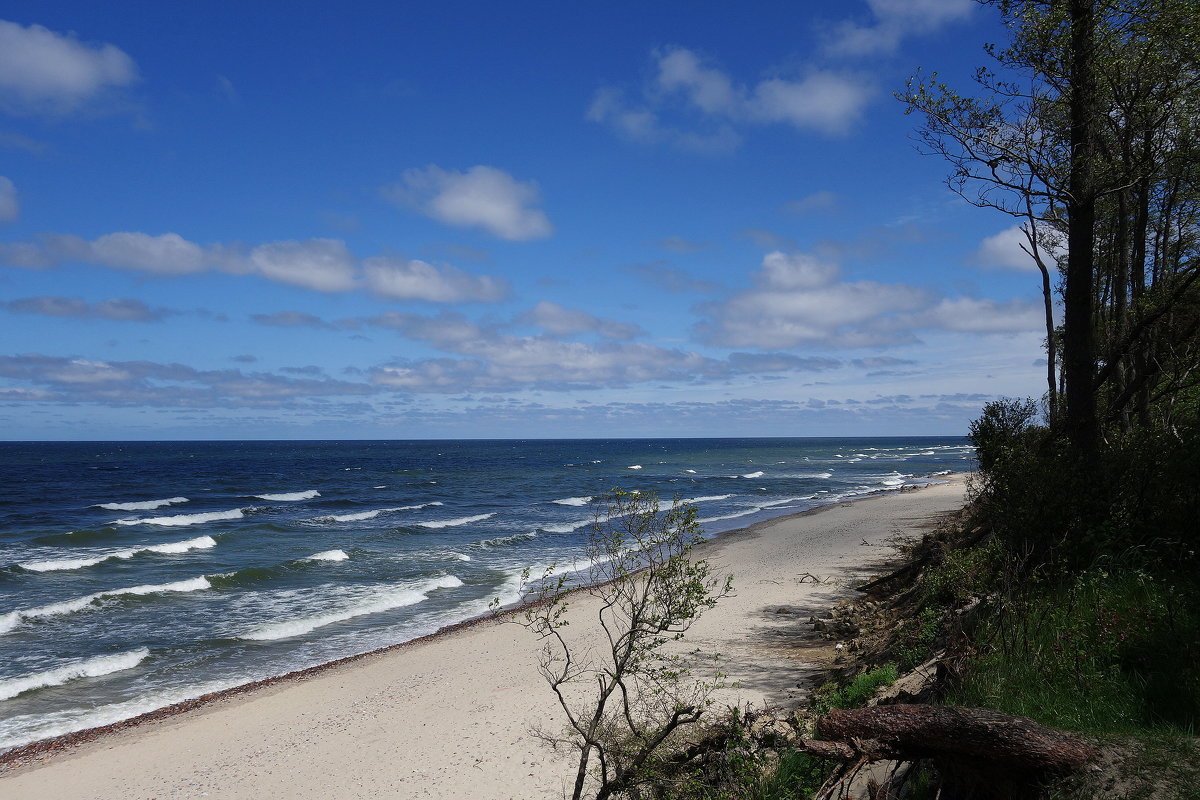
0 1 1050 440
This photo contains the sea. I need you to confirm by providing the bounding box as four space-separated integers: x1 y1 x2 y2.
0 437 973 752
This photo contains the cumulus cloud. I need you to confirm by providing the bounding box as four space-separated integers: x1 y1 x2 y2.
363 256 508 302
824 0 973 57
383 165 553 241
906 297 1044 333
2 296 170 322
0 19 138 115
971 225 1065 272
695 249 1041 348
0 231 507 303
91 232 207 274
0 176 17 221
248 239 357 292
590 47 873 148
520 301 644 340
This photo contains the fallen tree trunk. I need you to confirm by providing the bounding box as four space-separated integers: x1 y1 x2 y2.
815 704 1096 773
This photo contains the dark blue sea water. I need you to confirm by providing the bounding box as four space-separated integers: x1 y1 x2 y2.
0 437 972 750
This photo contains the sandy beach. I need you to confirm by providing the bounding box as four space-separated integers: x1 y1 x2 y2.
0 476 967 800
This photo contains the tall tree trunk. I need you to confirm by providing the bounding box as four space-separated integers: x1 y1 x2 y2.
1063 0 1101 456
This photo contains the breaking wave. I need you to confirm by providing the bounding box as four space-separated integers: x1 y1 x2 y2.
0 649 150 702
415 513 494 529
254 490 320 502
239 575 464 641
0 577 211 635
303 550 349 562
314 502 442 523
551 496 592 506
116 509 245 527
17 536 217 573
94 497 189 512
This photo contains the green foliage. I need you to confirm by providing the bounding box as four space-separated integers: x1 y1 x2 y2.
894 606 945 672
921 538 1004 607
967 401 1200 572
751 751 830 800
512 489 733 800
968 397 1041 473
950 570 1200 735
814 664 899 714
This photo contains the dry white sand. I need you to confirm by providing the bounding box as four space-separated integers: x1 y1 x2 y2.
0 476 967 800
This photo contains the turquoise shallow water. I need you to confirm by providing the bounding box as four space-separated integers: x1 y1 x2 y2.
0 437 973 750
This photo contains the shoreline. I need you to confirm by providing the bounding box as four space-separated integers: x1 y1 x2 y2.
0 474 969 799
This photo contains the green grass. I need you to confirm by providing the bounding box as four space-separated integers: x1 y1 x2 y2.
949 569 1200 735
815 663 899 714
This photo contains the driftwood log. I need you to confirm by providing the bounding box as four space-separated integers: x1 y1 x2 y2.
800 705 1097 799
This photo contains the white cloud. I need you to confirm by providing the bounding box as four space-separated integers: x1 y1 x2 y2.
825 0 973 56
0 231 507 302
912 297 1044 333
0 19 138 115
364 310 838 393
0 176 17 221
971 225 1064 272
695 249 1040 348
248 239 358 292
521 301 643 340
363 256 508 302
748 73 872 135
655 48 740 115
590 47 873 148
91 232 207 274
384 165 553 241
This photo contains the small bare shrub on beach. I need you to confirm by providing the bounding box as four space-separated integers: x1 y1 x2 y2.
498 489 733 800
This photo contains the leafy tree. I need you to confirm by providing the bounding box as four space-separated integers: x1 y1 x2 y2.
503 490 732 800
902 0 1200 455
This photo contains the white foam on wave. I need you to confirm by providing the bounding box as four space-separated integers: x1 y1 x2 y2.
627 465 642 470
684 469 697 474
741 471 765 479
255 490 320 502
304 550 349 562
317 502 443 523
95 497 189 512
0 677 236 752
0 577 211 635
240 575 464 641
760 496 815 508
18 536 217 573
552 496 592 507
117 508 245 527
471 532 536 550
0 648 150 702
415 513 494 529
880 472 909 487
541 519 590 534
683 494 733 504
698 507 763 525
